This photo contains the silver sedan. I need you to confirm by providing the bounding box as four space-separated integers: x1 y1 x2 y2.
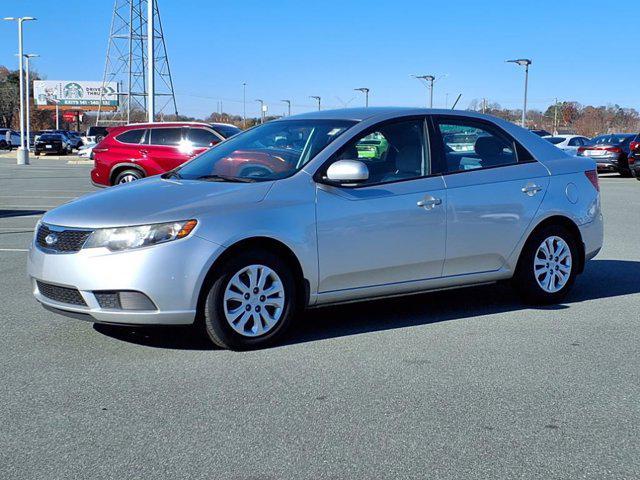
28 108 603 350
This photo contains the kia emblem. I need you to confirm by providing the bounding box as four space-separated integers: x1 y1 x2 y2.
44 233 58 246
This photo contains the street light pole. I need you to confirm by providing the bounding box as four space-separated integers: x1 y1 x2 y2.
23 54 38 152
280 100 291 116
242 82 247 128
354 88 369 107
310 96 321 111
4 16 36 165
412 75 435 108
506 58 532 128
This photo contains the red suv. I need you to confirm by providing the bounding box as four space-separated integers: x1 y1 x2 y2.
91 122 241 186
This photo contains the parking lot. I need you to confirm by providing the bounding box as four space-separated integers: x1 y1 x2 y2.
1 157 639 479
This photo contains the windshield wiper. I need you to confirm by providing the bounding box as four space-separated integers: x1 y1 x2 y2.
195 174 257 183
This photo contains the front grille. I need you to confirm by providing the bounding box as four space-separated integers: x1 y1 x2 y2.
37 281 87 306
36 224 92 253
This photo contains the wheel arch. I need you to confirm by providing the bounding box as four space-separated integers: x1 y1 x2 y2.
518 215 585 274
109 163 146 185
196 236 310 321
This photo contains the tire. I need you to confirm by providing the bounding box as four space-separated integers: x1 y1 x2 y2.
113 169 144 185
512 225 579 305
620 168 633 178
202 250 299 350
34 151 40 156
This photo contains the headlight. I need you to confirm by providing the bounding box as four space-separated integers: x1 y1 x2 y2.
84 219 197 251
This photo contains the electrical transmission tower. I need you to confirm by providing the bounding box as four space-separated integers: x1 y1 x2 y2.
97 0 178 125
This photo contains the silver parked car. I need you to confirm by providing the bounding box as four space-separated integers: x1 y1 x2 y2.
28 108 603 350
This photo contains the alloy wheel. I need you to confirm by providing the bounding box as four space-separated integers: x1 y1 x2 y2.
222 264 285 337
534 236 572 293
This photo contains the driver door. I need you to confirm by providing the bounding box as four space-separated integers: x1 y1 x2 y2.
315 118 447 294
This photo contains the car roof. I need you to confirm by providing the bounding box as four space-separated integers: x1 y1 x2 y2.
279 107 506 123
122 121 213 129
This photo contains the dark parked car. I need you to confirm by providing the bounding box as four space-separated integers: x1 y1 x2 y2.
34 134 72 156
577 133 636 176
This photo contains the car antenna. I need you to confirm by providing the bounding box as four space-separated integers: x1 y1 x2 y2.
451 94 462 110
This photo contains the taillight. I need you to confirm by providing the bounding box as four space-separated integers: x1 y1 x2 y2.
585 170 599 191
577 146 586 155
603 146 621 153
630 141 639 152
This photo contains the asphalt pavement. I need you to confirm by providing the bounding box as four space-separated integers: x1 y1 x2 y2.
1 157 639 479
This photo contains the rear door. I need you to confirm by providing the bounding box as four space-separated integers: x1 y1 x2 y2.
430 115 550 276
146 127 188 173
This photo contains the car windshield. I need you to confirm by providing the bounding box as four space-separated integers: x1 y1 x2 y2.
545 137 566 145
175 119 355 181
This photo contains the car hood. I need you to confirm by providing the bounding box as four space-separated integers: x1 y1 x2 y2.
42 177 274 228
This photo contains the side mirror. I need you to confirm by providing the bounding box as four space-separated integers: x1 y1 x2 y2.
325 160 369 184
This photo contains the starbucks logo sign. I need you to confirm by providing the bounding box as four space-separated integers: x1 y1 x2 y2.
63 82 84 99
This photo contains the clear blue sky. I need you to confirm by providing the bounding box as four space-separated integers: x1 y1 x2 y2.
1 0 638 118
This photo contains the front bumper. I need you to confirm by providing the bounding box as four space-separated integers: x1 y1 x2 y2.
28 234 224 325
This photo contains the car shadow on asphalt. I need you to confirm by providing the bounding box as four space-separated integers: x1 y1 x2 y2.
93 259 640 350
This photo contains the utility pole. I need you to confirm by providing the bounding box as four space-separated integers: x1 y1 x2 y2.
554 97 559 135
506 58 532 128
281 99 291 116
482 98 487 114
147 0 155 122
412 74 435 108
242 82 247 128
354 87 370 107
3 16 36 165
310 96 321 111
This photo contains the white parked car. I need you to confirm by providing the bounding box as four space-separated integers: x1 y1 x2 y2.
77 142 96 159
543 135 591 156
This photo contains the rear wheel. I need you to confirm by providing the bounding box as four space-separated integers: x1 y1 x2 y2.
114 169 144 185
202 250 298 350
513 225 579 304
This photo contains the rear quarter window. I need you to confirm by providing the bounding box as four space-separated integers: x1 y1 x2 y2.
116 129 146 144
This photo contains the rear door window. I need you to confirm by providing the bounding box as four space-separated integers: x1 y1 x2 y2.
149 128 183 146
432 116 527 174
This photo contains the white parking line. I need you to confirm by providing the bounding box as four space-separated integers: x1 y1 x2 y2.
0 248 28 252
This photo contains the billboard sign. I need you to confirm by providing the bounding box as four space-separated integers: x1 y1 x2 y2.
33 80 118 109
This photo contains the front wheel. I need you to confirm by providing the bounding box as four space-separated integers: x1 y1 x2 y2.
512 225 579 304
202 250 298 350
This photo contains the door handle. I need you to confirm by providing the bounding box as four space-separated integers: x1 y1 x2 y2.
521 183 542 196
139 149 148 155
417 196 442 210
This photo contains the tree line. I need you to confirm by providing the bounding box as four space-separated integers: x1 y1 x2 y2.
468 99 640 137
